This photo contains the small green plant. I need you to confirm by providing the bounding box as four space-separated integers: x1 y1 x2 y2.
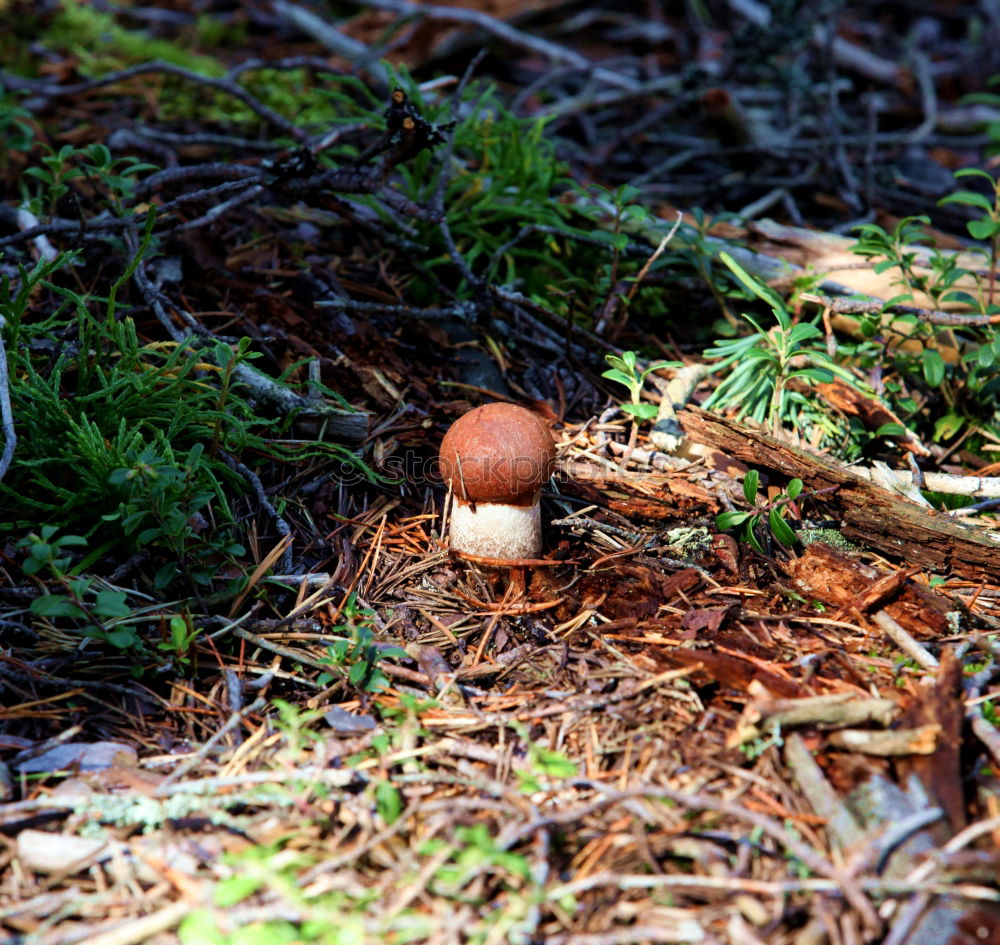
666 206 746 331
601 350 674 420
158 614 200 667
78 142 159 210
509 720 577 793
939 168 1000 308
0 87 34 165
22 143 87 214
850 215 970 310
317 593 407 693
702 252 858 434
430 823 532 892
515 742 578 794
846 183 1000 452
104 444 247 591
717 469 802 554
18 527 139 652
22 141 157 215
271 699 328 755
576 183 659 305
375 71 612 308
2 241 376 606
374 778 403 825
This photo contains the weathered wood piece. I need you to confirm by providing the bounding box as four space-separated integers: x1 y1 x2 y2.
784 542 953 640
678 407 1000 581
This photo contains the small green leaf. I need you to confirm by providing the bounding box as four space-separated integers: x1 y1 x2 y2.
933 411 965 441
95 590 131 618
954 167 996 182
154 562 177 590
21 556 47 576
532 746 577 778
214 875 264 907
788 367 834 383
716 511 751 530
639 360 678 382
921 349 946 387
31 595 86 618
968 218 1000 240
106 629 137 650
601 368 634 388
720 251 785 311
138 526 163 546
875 422 907 438
121 510 148 535
859 317 878 339
621 402 658 419
169 616 189 645
516 770 543 794
327 640 350 663
348 661 368 687
375 779 403 824
787 322 823 343
786 478 803 500
178 911 227 945
938 190 994 212
768 507 797 547
744 522 767 555
743 469 760 505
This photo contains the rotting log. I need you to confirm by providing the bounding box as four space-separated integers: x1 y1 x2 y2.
678 407 1000 582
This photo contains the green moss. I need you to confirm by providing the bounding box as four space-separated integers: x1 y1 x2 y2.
47 2 225 77
241 69 347 131
21 3 364 130
798 526 862 554
192 13 249 50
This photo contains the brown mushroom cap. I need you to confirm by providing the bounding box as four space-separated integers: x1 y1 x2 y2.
439 403 555 506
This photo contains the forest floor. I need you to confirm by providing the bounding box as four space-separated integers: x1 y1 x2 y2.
1 2 1000 944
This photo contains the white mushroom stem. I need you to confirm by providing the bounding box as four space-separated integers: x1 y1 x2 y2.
447 495 542 560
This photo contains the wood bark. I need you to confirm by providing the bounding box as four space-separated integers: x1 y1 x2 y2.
678 407 1000 581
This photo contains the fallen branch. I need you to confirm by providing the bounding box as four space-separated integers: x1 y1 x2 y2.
679 407 1000 580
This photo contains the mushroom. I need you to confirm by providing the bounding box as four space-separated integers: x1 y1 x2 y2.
439 403 556 561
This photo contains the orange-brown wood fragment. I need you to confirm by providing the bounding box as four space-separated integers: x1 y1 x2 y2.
557 469 714 516
896 648 966 831
784 543 952 639
813 378 929 456
655 647 804 698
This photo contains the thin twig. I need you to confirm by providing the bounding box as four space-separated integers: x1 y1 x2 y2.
221 454 294 573
354 0 639 93
157 697 267 789
800 292 1000 327
8 60 307 141
571 779 881 933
